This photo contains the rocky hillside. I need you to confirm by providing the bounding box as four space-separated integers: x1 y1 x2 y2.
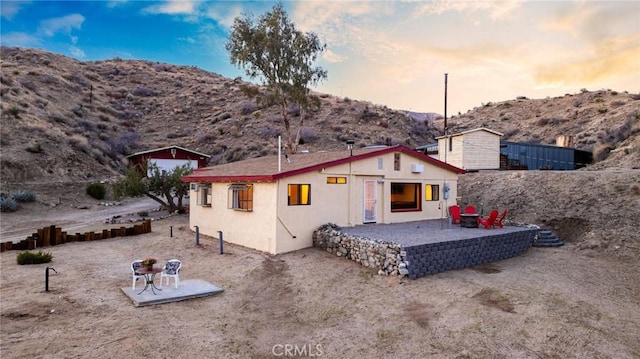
1 45 639 187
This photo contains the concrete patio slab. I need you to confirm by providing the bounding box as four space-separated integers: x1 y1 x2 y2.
121 279 224 307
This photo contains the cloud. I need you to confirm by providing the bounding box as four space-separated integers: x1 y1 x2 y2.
107 0 128 8
415 0 524 20
69 46 86 59
142 0 197 15
0 0 30 20
533 37 640 86
38 14 85 37
204 4 243 28
323 49 345 64
0 32 40 47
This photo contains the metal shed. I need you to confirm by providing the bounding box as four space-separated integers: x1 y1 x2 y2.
499 141 592 170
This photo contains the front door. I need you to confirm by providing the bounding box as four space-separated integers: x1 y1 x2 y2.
363 180 377 223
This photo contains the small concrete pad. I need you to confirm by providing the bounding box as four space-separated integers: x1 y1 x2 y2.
121 279 224 307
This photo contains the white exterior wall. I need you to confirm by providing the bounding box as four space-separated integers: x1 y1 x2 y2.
437 131 500 170
189 182 277 253
437 136 464 169
463 131 501 170
274 169 351 253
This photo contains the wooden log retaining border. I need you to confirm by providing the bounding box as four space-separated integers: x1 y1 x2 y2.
0 220 152 252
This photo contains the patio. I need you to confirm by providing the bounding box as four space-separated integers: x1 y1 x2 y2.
319 219 538 279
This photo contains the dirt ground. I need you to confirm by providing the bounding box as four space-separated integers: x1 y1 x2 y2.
1 174 639 358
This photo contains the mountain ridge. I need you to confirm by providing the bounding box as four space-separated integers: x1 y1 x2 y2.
1 46 638 187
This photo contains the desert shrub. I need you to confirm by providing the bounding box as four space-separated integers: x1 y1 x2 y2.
10 190 35 202
411 121 429 136
107 131 139 156
299 127 318 144
240 101 257 115
63 73 89 87
0 196 19 212
260 126 282 139
7 106 20 118
86 182 106 200
288 103 301 117
25 143 43 154
132 87 158 97
225 147 247 162
20 80 37 93
17 250 53 265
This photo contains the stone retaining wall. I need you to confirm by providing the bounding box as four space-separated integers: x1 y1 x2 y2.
312 224 410 276
313 223 537 279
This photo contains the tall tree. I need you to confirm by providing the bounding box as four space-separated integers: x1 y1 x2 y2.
226 3 327 153
113 163 192 213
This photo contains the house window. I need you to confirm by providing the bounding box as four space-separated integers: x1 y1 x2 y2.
197 184 212 207
425 184 440 201
228 184 253 211
394 153 400 171
390 183 421 212
327 177 346 184
288 184 310 205
377 158 383 170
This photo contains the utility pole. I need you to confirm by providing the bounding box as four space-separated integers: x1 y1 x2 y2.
444 73 448 135
444 73 448 164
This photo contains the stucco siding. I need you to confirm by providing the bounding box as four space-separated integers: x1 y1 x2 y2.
274 170 351 253
189 182 277 253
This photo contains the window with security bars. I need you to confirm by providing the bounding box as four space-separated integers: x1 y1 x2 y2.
197 184 212 207
228 184 253 211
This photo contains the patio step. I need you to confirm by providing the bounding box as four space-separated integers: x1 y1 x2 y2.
533 229 564 247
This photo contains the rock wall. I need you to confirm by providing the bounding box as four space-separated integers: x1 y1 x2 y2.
312 223 410 276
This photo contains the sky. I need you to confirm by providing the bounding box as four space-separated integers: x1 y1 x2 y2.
1 0 639 114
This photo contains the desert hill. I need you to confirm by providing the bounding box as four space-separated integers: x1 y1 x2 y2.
1 46 639 187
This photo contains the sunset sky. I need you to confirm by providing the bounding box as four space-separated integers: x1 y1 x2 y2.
1 0 638 114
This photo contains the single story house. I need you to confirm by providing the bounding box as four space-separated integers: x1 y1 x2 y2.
435 127 503 171
126 145 210 176
181 145 465 254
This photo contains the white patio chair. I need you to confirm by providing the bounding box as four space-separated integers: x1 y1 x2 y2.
159 259 182 288
131 259 145 290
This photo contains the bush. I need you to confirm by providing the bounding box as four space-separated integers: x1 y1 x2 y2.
10 190 35 202
86 183 106 200
0 196 19 212
17 250 53 265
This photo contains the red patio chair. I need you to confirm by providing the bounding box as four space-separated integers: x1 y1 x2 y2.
496 210 508 228
479 210 499 229
449 205 461 224
464 205 476 214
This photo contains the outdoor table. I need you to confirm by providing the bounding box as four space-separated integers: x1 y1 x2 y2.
135 267 163 295
460 213 479 228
